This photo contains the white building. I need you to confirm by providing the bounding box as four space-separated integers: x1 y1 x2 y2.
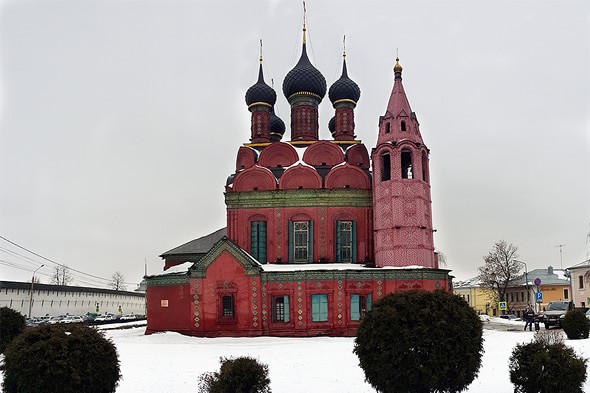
567 259 590 309
0 280 145 318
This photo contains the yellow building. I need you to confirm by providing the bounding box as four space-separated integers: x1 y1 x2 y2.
506 266 570 317
453 278 496 316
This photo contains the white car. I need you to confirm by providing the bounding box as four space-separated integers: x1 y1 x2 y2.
63 316 84 324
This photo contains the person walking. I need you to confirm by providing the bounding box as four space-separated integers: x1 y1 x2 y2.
524 305 535 331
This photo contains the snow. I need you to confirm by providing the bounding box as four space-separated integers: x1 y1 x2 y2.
2 318 588 392
97 320 590 393
261 263 427 272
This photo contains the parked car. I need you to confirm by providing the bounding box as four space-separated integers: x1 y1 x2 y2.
541 301 572 329
47 315 67 324
120 314 137 321
62 316 84 324
94 314 114 322
499 314 521 321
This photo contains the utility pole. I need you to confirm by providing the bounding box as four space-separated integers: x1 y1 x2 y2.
556 244 566 269
29 264 44 318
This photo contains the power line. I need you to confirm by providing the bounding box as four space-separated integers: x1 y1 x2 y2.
0 235 139 286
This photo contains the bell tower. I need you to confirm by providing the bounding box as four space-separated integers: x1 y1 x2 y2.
371 58 437 268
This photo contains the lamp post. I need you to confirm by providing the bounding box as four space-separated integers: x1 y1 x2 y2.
28 264 44 318
514 259 529 309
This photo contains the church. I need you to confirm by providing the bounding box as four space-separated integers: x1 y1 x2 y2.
145 19 453 337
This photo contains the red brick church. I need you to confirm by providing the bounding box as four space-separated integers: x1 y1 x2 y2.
145 20 452 337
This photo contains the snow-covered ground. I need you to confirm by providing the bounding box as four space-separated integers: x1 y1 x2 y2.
101 318 590 393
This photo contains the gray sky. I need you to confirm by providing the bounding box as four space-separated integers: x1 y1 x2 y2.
1 0 589 288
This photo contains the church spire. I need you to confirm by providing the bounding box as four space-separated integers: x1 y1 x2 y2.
377 56 423 146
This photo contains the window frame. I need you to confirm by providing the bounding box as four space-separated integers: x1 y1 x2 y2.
311 294 329 322
250 220 267 264
350 293 372 321
272 295 290 323
288 220 314 263
336 220 356 263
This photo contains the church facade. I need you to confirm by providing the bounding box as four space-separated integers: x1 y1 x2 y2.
145 23 452 337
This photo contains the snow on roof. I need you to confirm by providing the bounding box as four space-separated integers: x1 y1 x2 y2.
261 263 427 272
151 262 193 276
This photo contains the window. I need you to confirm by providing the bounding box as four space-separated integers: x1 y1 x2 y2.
564 288 569 300
273 296 290 322
311 294 328 322
222 295 234 318
385 122 390 133
401 149 412 179
351 294 372 321
579 275 585 290
250 221 267 263
381 153 391 181
336 220 356 263
401 120 406 131
289 220 313 263
421 151 429 183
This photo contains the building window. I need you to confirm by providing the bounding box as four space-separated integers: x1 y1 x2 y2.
273 296 290 323
385 122 390 133
564 288 569 300
381 153 391 181
311 294 328 322
350 294 372 321
401 120 406 131
250 221 267 264
336 220 356 263
222 295 234 318
401 149 412 179
421 151 429 183
579 275 584 290
289 220 313 263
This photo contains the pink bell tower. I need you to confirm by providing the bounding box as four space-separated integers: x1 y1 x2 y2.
371 57 437 268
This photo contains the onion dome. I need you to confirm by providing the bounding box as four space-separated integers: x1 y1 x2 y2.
270 109 286 141
282 42 326 101
328 57 360 104
328 116 335 134
245 63 276 108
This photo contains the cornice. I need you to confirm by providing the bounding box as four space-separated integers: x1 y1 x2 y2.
225 189 372 209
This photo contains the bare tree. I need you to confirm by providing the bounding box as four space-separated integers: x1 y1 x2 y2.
51 265 73 286
477 240 521 312
110 271 127 291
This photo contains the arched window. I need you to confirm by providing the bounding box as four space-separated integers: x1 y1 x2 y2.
250 221 267 264
381 153 391 181
421 151 429 183
401 149 412 179
335 220 356 263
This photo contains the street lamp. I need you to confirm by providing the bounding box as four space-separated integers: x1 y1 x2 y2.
28 264 44 318
514 259 530 308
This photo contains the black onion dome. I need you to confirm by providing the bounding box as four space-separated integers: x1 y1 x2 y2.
328 58 360 104
282 44 327 100
270 109 286 140
245 64 276 107
328 116 335 133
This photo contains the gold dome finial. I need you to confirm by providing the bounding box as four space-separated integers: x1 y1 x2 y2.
259 39 263 64
302 1 307 45
394 55 403 73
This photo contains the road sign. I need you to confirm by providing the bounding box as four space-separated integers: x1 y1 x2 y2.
534 277 542 286
536 292 543 302
498 301 507 311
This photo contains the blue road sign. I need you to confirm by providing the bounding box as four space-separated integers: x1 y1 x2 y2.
536 292 543 302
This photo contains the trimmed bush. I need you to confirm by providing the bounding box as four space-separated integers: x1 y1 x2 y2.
562 309 589 340
509 333 587 393
0 307 25 353
198 356 271 393
353 290 483 393
1 324 120 393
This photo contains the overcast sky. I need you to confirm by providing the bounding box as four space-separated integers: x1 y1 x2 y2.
1 0 589 288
